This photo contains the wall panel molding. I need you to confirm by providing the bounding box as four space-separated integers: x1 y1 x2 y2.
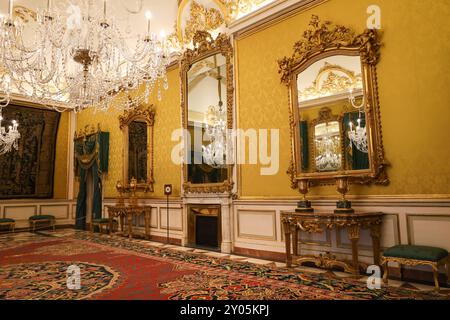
40 204 70 220
406 214 450 250
237 209 277 241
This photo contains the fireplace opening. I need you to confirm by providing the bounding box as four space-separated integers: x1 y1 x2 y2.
195 215 219 249
188 205 221 251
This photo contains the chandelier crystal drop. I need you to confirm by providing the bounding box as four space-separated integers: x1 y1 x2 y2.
0 106 20 155
0 1 170 112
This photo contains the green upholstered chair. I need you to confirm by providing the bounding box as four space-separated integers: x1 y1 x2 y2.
381 245 450 291
29 215 56 232
91 218 117 234
0 218 15 233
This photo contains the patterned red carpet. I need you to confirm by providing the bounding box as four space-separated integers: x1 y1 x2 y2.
0 230 449 300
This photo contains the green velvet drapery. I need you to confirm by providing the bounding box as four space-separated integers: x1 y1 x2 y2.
299 121 309 170
343 112 369 170
74 131 109 230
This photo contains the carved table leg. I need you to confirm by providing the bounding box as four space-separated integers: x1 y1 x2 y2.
144 211 150 240
109 216 113 235
370 223 382 266
120 215 124 233
348 224 360 275
128 214 133 239
432 264 440 291
446 258 450 286
382 258 389 284
292 224 299 257
283 221 292 267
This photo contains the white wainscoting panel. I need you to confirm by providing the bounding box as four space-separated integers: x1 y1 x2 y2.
237 210 277 241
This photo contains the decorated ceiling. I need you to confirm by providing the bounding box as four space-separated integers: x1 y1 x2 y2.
4 0 275 52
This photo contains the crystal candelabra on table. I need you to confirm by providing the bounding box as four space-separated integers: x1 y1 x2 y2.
0 0 170 112
0 106 20 155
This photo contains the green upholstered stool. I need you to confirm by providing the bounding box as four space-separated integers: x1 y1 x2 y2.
29 215 56 232
381 245 450 291
0 218 15 233
91 218 117 234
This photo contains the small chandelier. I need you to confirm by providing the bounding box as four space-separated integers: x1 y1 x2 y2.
0 0 170 112
347 88 368 153
315 136 342 172
348 117 368 153
0 106 20 155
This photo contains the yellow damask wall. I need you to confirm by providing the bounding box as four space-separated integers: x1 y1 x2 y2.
236 0 450 197
53 111 69 199
75 68 182 198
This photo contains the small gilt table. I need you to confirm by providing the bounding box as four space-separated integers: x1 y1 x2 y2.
105 205 152 240
281 211 384 275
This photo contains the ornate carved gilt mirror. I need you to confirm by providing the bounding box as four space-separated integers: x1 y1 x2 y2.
180 31 234 193
279 16 389 189
119 105 155 192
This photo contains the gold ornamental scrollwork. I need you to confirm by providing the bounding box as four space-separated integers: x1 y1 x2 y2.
119 104 156 129
278 15 381 85
171 0 228 48
278 15 389 188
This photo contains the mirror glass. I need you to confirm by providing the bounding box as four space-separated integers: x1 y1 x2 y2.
297 54 370 174
128 120 148 183
314 120 342 172
187 53 228 184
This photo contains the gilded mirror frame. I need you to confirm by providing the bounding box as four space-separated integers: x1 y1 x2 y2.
278 15 389 187
180 30 234 194
119 105 155 192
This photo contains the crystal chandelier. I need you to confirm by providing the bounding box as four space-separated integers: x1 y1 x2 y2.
0 106 20 155
202 103 228 168
315 136 342 172
202 63 230 168
347 88 368 153
0 0 170 112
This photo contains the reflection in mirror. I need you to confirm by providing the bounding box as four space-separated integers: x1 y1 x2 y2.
297 55 370 174
314 121 342 172
128 120 147 183
119 105 155 193
187 53 228 184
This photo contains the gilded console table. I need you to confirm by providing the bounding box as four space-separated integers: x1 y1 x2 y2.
281 211 384 275
105 205 152 239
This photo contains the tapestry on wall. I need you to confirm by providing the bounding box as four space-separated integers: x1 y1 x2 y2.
0 104 61 199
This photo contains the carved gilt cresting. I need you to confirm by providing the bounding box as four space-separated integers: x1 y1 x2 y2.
278 15 389 189
180 31 235 194
118 104 156 193
171 1 272 48
282 211 384 274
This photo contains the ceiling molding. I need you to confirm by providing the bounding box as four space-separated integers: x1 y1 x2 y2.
231 0 328 40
